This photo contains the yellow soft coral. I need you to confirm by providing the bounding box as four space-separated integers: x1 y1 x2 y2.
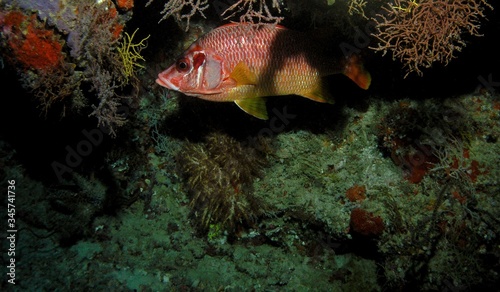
117 28 150 85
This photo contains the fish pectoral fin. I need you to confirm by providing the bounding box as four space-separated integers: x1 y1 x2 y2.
235 97 268 120
300 79 334 104
230 62 258 86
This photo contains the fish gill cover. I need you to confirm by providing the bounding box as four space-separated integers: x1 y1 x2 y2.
1 0 499 291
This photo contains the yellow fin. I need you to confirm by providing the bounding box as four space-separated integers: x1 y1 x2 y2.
235 98 268 120
300 78 334 104
230 62 258 86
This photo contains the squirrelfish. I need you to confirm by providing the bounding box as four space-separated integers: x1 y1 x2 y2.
156 23 371 119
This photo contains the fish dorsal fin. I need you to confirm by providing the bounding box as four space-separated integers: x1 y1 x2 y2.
300 78 334 104
230 62 258 86
235 97 268 120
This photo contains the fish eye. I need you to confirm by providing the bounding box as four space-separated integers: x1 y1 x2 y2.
176 58 190 72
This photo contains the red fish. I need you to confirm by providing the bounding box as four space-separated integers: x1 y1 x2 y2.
156 23 371 119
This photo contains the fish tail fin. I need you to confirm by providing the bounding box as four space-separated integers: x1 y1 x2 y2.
343 55 371 90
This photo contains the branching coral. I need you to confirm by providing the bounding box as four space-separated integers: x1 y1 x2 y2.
87 63 128 135
370 0 493 77
147 0 284 31
177 132 270 234
347 0 368 20
117 28 150 85
28 64 82 114
70 0 137 136
221 0 284 25
146 0 209 31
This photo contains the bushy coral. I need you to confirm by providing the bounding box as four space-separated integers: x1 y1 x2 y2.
0 0 145 136
146 0 284 31
0 9 79 112
371 0 493 77
117 28 150 85
177 132 270 234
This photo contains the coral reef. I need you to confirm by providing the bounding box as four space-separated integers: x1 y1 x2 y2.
0 10 76 111
372 94 499 290
0 0 499 291
176 132 271 234
0 0 147 136
2 12 64 70
375 99 475 184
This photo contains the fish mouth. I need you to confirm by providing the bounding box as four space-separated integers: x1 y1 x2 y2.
156 75 179 91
